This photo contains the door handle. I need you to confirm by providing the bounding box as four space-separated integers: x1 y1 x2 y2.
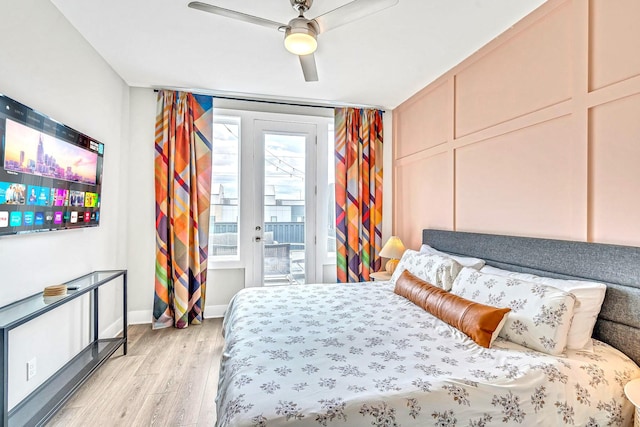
254 236 262 242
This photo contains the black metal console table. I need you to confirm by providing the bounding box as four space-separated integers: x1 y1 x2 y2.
0 270 127 427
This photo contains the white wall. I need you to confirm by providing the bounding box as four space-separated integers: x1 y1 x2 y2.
126 88 156 324
0 0 129 408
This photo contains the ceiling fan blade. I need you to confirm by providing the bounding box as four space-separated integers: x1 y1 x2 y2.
299 54 319 82
188 1 286 31
312 0 399 34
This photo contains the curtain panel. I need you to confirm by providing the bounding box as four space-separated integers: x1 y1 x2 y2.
335 108 384 283
153 91 213 329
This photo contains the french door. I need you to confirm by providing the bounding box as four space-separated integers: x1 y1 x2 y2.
252 120 317 286
209 108 335 289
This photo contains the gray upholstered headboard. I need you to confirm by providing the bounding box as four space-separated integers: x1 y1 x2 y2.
422 229 640 365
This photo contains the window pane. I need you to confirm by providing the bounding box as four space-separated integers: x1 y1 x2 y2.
210 118 240 258
264 133 306 285
327 122 336 255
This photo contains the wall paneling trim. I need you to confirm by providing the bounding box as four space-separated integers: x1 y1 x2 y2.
392 0 640 248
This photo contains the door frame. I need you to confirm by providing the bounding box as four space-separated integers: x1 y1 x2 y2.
210 107 333 288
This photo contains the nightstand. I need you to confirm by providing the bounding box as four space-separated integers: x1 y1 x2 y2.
625 378 640 427
370 271 392 282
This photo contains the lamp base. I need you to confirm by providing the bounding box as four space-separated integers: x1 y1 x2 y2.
385 259 399 275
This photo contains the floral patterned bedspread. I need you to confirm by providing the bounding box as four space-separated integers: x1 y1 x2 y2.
216 282 640 427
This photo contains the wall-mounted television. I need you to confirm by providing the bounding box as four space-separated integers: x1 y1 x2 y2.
0 94 104 236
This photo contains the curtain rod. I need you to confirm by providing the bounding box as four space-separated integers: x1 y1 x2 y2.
152 87 386 112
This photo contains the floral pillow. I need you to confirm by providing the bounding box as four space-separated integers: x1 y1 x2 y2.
389 249 462 291
451 267 576 355
480 265 606 350
419 244 486 269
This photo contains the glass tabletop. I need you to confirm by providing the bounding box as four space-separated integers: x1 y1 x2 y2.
0 270 125 329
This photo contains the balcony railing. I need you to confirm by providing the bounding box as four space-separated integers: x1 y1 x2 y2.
212 221 306 244
209 221 335 286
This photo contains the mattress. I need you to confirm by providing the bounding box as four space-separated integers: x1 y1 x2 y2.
216 282 640 426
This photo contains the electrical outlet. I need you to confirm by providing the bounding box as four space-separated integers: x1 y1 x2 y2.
26 358 36 381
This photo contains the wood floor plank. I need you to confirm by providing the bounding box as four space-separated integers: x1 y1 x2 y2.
197 339 224 426
46 405 84 427
197 319 224 425
126 324 165 356
64 353 147 409
131 391 179 426
93 373 157 426
169 352 212 425
169 320 224 426
44 318 224 427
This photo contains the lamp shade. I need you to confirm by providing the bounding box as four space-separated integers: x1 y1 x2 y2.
284 32 317 55
284 17 318 56
379 236 406 260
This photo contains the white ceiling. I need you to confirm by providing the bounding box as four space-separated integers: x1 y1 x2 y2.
51 0 546 110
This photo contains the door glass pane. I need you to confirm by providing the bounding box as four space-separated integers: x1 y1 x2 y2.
263 133 305 285
210 118 240 259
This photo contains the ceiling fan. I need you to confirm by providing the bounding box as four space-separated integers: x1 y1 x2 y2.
188 0 399 82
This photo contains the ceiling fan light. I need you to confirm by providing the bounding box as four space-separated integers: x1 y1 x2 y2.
284 17 318 56
284 32 317 55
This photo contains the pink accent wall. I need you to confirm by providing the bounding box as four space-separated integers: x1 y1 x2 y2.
392 0 640 248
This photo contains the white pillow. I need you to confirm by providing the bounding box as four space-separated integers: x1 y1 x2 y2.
420 244 486 269
480 265 606 350
452 267 576 356
390 249 462 291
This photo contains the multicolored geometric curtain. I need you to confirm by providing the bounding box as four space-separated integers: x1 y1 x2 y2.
153 91 213 329
335 108 384 283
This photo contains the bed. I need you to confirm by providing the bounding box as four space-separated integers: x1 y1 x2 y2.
216 230 640 426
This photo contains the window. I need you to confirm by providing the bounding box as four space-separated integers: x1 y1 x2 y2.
326 122 336 257
210 116 240 259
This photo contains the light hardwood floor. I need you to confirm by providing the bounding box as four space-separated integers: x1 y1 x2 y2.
46 318 224 427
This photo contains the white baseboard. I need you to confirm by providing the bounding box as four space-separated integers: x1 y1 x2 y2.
128 310 152 325
126 304 226 326
102 317 124 337
204 304 227 318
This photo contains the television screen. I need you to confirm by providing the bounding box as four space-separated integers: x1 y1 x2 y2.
0 94 104 236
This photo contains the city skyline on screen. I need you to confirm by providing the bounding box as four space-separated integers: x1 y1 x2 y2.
3 118 98 185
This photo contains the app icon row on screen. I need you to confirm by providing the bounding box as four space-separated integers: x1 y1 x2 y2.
0 210 100 227
0 182 98 208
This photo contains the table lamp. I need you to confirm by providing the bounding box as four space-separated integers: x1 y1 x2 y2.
379 236 406 274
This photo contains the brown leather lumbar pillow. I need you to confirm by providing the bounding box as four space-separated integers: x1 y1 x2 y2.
395 270 511 348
